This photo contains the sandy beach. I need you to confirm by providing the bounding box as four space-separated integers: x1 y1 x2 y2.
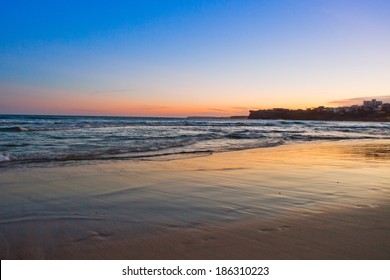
0 140 389 259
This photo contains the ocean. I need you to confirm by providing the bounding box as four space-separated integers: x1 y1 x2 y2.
1 114 389 167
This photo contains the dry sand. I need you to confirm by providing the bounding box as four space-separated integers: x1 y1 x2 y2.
0 140 389 259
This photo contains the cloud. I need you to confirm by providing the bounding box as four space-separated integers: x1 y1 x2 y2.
207 108 229 112
328 95 390 106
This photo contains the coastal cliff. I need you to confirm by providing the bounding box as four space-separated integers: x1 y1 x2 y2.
249 108 390 121
249 100 390 121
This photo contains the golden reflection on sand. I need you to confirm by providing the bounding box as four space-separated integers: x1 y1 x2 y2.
0 140 389 259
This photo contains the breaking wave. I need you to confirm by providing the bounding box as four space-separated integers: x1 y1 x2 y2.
1 115 389 167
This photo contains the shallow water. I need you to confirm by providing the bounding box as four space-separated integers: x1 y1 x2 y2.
1 115 389 167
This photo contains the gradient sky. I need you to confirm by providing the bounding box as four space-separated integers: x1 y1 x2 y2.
1 0 389 116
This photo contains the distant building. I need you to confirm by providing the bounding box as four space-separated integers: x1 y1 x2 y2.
332 108 340 113
363 100 373 108
363 99 383 109
350 105 359 109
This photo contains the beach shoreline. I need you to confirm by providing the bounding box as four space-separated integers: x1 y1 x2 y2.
0 139 389 259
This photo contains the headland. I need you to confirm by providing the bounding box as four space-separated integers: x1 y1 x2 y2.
249 99 390 121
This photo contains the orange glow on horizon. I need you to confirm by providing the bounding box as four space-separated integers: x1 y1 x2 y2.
3 83 388 117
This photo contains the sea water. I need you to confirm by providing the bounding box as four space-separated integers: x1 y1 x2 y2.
1 114 389 167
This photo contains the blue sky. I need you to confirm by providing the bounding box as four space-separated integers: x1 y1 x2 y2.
1 0 389 116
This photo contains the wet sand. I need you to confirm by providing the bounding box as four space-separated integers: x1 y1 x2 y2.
54 204 390 259
0 140 389 259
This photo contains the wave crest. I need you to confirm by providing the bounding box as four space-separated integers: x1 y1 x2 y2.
0 126 29 132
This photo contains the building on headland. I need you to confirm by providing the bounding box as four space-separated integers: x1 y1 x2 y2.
248 99 390 121
363 99 383 109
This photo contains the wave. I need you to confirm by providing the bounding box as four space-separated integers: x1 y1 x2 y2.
2 116 390 167
0 119 308 132
279 120 309 125
2 118 388 134
286 135 378 141
0 125 104 132
0 126 30 132
3 133 387 167
2 150 215 165
1 143 30 147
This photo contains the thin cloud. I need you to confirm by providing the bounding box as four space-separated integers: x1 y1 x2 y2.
207 108 229 112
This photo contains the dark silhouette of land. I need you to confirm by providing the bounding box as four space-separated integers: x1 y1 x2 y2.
249 99 390 121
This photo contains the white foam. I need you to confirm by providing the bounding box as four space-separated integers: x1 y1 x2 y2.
0 154 10 162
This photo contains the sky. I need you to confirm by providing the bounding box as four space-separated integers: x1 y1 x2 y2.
1 0 389 116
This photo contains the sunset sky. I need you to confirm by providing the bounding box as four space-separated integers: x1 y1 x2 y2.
1 0 389 116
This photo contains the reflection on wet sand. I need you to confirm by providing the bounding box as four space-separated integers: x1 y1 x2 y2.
0 140 389 259
342 143 390 160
